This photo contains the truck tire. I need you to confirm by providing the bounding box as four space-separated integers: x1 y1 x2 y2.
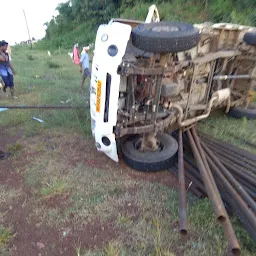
243 32 256 46
228 103 256 119
121 133 178 172
131 21 200 53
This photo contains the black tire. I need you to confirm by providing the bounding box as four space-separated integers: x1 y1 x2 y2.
131 21 200 53
228 103 256 119
243 32 256 46
121 133 178 172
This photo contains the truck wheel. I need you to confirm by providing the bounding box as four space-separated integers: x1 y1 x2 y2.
243 32 256 46
228 103 256 120
132 21 200 53
121 133 178 172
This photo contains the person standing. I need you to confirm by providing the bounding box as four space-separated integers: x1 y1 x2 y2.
80 46 91 90
0 41 16 99
72 43 80 65
6 44 12 61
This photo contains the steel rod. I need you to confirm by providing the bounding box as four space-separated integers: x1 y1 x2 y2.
0 105 85 109
218 158 256 187
213 74 252 80
206 153 256 234
205 142 256 170
190 128 240 255
199 132 256 162
201 142 256 214
187 129 226 222
178 129 187 235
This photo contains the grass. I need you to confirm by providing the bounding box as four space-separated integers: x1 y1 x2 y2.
0 46 255 255
0 225 13 248
198 110 256 153
0 46 90 136
46 60 61 69
7 143 22 155
40 180 67 198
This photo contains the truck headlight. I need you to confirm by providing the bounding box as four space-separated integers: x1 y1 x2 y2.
108 45 118 57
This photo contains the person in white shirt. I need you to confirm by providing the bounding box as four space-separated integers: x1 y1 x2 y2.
79 46 91 90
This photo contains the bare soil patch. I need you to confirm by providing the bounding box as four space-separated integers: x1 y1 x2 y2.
0 130 179 255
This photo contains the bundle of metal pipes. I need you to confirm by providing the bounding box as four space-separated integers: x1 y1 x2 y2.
171 127 256 256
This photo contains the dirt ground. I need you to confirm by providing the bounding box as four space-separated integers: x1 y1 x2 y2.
0 129 179 256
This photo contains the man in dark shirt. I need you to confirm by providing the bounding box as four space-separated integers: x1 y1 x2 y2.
0 40 16 99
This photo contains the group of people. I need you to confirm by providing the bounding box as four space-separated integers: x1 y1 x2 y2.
0 40 16 99
72 43 91 90
0 41 90 101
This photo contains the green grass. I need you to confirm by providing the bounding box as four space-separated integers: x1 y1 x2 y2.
0 47 91 137
40 180 67 198
0 225 13 248
198 110 256 153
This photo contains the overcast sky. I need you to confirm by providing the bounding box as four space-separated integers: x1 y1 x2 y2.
2 0 66 45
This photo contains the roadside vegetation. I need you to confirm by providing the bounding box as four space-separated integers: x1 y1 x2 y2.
35 0 256 50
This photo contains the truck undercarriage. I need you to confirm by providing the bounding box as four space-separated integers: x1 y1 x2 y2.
90 6 256 171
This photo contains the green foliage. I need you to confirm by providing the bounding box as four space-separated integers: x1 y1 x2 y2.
47 60 61 69
27 54 35 61
38 0 256 51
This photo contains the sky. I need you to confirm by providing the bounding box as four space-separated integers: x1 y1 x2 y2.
2 0 66 45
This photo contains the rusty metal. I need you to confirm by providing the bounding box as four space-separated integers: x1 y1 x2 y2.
144 76 155 124
199 132 256 162
205 152 256 235
178 129 187 235
193 50 240 65
201 141 256 215
222 217 241 256
190 128 241 254
187 129 226 222
184 64 198 118
118 64 164 76
173 129 256 245
115 113 176 137
208 142 256 169
209 148 256 172
191 128 216 185
217 157 256 184
204 60 217 104
151 75 163 122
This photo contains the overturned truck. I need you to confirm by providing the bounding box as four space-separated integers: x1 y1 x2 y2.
90 5 256 171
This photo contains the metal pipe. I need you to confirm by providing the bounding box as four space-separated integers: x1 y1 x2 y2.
217 157 256 186
205 153 256 235
219 184 256 242
201 141 256 214
213 74 254 80
178 129 187 235
0 105 85 109
187 129 226 222
204 142 256 170
211 149 256 173
152 75 163 122
190 129 240 255
172 96 217 127
191 128 216 185
199 132 256 162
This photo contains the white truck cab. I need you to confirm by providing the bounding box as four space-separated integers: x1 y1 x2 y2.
90 6 160 162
